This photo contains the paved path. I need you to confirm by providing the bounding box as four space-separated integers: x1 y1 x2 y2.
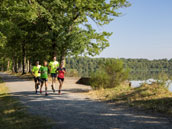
1 72 172 129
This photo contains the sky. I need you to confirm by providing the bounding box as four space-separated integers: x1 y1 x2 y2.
94 0 172 59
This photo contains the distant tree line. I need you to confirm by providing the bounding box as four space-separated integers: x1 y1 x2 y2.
65 57 172 80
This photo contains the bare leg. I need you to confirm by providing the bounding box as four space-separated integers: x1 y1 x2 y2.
35 81 40 90
51 77 56 92
51 77 54 86
37 81 40 87
40 82 43 94
58 80 63 94
45 81 48 95
35 83 37 93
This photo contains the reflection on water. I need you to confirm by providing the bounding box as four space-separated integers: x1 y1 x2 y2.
130 80 172 92
169 86 172 92
129 71 172 80
129 71 172 92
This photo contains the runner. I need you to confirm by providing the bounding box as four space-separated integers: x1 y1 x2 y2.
32 61 41 94
39 61 49 96
56 62 66 95
49 56 59 92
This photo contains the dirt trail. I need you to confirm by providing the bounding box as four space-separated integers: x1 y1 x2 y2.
0 72 172 129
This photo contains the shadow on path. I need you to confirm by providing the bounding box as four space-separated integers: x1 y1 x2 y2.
1 72 172 129
0 72 30 82
4 90 172 129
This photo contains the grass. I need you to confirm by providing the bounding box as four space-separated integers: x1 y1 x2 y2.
89 83 172 115
0 77 53 129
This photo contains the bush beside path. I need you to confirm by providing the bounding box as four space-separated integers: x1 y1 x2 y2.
1 72 172 129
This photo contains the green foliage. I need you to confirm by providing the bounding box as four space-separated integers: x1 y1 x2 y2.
90 59 129 89
65 57 172 80
0 0 130 73
90 70 110 89
156 72 172 88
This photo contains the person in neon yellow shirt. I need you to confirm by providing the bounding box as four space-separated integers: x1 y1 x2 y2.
32 61 41 94
49 56 59 92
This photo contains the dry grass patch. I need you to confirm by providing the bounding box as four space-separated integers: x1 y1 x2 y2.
89 83 172 115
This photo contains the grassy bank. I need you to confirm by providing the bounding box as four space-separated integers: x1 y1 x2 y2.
0 77 52 129
89 83 172 115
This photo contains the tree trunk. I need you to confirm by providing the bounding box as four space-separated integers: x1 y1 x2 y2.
12 58 15 72
52 43 56 57
1 66 4 71
29 61 32 73
52 32 57 58
19 61 22 72
60 51 66 66
52 41 57 58
26 60 30 73
1 64 4 71
2 58 5 71
22 56 26 74
22 42 26 74
14 58 18 73
7 60 10 71
60 55 65 65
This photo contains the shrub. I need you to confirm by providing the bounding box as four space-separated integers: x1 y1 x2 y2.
90 59 129 89
156 72 172 88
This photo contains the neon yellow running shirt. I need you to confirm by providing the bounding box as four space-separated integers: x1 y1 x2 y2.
49 61 59 73
32 65 41 77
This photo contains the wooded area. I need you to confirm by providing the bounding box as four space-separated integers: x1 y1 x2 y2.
0 0 130 74
65 57 172 79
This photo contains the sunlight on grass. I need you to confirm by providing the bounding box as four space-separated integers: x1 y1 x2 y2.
89 83 172 115
3 109 16 114
0 80 8 97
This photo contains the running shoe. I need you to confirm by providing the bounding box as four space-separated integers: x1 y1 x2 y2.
45 93 48 96
40 90 42 94
58 90 61 95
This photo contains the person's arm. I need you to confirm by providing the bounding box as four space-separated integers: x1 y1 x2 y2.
38 67 41 73
54 63 59 73
55 68 59 74
48 62 51 72
38 65 41 73
47 67 49 74
31 67 35 76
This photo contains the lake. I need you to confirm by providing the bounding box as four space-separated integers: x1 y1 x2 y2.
130 79 172 92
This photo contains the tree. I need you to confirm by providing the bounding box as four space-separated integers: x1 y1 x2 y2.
35 0 130 63
90 59 129 89
0 0 42 73
0 0 130 73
